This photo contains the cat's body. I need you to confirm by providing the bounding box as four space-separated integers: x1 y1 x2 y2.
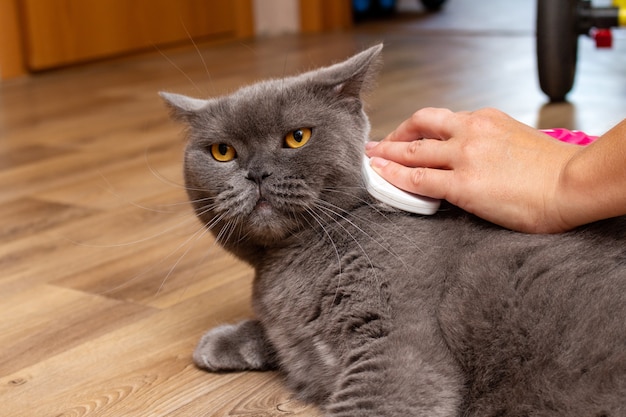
162 45 626 416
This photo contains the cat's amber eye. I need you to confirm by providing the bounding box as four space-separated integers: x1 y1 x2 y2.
210 143 237 162
284 128 312 149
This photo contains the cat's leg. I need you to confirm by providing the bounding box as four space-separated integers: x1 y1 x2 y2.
193 319 277 372
324 325 463 417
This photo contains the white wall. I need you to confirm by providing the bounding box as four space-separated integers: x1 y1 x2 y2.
253 0 300 36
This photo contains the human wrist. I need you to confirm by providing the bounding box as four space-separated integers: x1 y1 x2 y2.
552 147 600 231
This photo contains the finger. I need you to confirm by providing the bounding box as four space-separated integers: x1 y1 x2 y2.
370 158 453 200
366 138 456 169
383 107 459 143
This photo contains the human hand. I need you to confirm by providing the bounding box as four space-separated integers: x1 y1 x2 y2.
365 107 580 233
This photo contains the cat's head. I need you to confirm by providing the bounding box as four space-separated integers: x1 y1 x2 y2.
161 44 382 251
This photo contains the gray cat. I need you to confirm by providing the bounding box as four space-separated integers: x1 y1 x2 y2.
161 45 626 416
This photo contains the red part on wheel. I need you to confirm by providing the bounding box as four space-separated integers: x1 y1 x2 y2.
592 28 613 48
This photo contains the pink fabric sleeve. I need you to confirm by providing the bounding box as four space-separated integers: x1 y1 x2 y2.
541 128 598 146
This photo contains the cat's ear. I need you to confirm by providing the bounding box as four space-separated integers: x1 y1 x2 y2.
312 43 383 98
159 92 210 123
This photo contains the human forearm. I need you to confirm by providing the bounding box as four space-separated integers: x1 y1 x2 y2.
555 119 626 229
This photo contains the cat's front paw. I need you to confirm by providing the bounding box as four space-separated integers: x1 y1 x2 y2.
193 320 277 372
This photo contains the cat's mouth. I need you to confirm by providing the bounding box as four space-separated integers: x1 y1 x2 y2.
254 197 272 211
244 196 297 243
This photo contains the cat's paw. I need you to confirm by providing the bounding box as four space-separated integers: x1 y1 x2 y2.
193 320 277 372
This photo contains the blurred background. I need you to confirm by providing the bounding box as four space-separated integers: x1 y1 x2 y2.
1 0 625 131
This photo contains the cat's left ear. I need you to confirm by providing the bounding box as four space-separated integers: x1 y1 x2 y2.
312 43 383 98
159 91 211 123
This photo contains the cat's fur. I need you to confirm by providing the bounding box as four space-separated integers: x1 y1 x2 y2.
161 45 626 416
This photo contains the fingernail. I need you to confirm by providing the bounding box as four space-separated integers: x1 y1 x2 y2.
365 141 379 150
370 157 389 169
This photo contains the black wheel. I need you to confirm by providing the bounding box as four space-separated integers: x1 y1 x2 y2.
536 0 580 102
420 0 446 11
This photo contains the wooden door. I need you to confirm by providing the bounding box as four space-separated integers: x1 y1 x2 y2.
19 0 254 71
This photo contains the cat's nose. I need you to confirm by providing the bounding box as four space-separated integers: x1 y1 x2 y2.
246 169 272 184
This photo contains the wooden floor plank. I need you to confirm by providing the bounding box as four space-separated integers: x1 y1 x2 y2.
0 198 96 242
0 284 156 376
0 279 296 417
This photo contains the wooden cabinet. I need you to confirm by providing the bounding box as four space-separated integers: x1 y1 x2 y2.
0 0 352 79
18 0 254 71
299 0 352 33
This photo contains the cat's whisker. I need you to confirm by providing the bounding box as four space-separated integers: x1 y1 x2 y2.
178 17 214 96
191 200 220 217
305 207 342 268
323 187 427 255
98 262 159 295
213 213 244 245
159 197 213 209
310 204 381 302
234 217 254 244
174 225 225 304
312 203 378 278
304 207 344 302
154 44 204 95
61 209 201 249
212 216 236 247
155 219 214 296
314 199 408 269
97 210 217 298
187 208 238 252
197 209 226 233
143 150 208 193
97 221 207 296
223 220 240 246
95 170 181 214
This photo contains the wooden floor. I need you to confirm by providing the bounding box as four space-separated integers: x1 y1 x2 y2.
1 1 625 415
